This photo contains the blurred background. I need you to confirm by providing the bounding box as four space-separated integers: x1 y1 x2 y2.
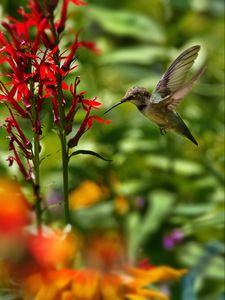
0 0 224 299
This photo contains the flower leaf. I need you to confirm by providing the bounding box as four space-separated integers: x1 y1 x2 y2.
69 150 112 161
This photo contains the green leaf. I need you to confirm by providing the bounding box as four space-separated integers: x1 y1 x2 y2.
174 204 213 216
101 46 171 65
146 155 204 176
182 212 225 233
89 5 165 43
178 242 225 281
127 190 175 260
69 149 112 161
72 202 115 230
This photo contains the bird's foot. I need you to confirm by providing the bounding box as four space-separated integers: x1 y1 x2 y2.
160 128 166 135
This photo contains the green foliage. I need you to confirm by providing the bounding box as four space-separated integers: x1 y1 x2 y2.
88 5 165 42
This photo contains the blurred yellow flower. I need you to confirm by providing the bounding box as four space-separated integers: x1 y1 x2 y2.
69 180 108 209
115 196 130 215
24 265 187 300
23 231 187 300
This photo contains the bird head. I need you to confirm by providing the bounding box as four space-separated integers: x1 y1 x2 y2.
104 86 150 114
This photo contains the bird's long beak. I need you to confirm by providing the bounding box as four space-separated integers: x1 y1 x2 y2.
104 98 128 114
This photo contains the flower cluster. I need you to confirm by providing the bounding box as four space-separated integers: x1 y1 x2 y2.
23 241 187 300
163 229 184 250
0 183 187 300
0 0 108 182
0 0 110 224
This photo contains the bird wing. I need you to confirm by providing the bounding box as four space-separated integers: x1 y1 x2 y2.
150 45 201 106
166 66 206 110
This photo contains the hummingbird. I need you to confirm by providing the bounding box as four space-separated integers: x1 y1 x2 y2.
104 45 205 146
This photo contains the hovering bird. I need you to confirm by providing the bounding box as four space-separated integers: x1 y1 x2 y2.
104 45 205 145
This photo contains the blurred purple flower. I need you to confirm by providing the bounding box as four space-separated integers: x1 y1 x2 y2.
46 191 63 213
134 196 146 209
163 229 184 250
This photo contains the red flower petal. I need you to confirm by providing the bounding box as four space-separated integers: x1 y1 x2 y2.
70 0 87 6
82 99 101 109
91 115 111 124
62 81 68 90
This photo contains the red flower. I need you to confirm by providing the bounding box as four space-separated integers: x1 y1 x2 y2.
0 82 27 118
67 100 110 148
87 115 111 129
137 258 155 271
57 0 87 33
0 0 110 181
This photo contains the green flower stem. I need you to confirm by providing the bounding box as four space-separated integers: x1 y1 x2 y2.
29 77 42 226
60 132 70 224
33 131 42 225
56 78 71 224
30 98 42 225
49 11 71 224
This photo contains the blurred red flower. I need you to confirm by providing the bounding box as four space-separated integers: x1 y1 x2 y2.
27 227 78 269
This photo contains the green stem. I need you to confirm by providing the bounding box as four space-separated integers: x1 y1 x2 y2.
29 74 42 226
33 131 42 225
49 10 70 223
57 83 70 224
60 133 70 223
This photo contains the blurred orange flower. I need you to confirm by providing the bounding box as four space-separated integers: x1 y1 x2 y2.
115 196 130 215
69 180 108 209
23 231 187 300
24 264 187 300
27 226 78 269
0 178 30 233
0 226 79 292
84 231 125 270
